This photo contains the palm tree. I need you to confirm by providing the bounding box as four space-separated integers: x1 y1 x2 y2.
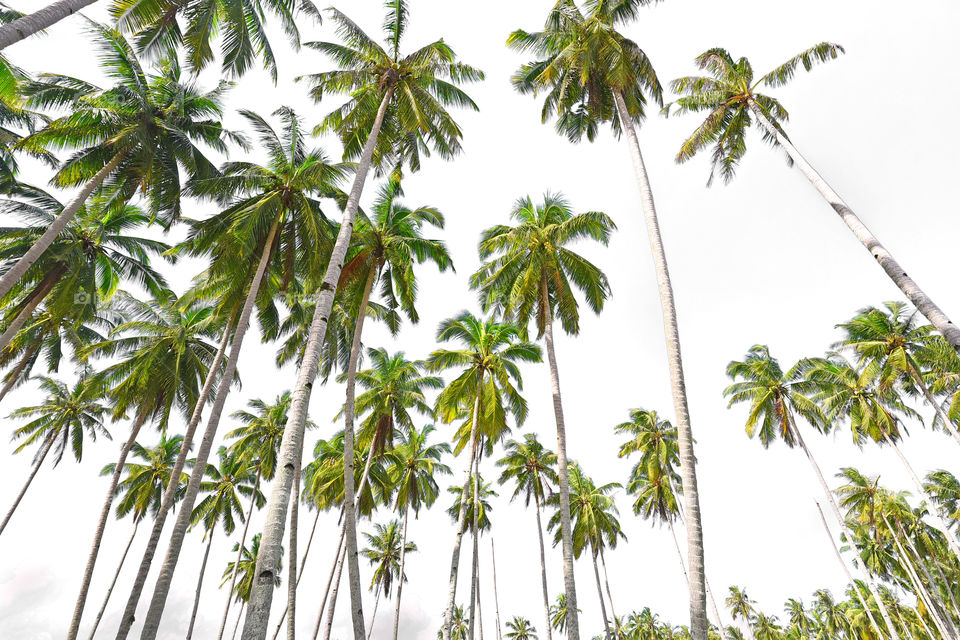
725 587 756 640
425 311 540 640
246 2 483 634
506 617 538 640
497 434 559 640
723 345 901 640
447 473 497 640
0 0 98 50
438 606 470 640
509 7 708 636
1 372 109 535
668 44 960 351
223 534 283 640
1 23 235 302
362 519 416 639
549 594 576 636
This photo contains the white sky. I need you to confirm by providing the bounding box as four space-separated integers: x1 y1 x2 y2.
1 1 959 639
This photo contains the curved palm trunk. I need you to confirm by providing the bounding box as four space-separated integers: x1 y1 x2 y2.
442 387 483 640
287 453 302 640
321 545 348 640
533 496 553 640
469 448 481 640
366 585 381 640
591 547 612 640
747 101 960 352
0 0 99 50
0 151 123 301
240 85 395 640
0 263 65 354
539 279 581 640
186 529 216 640
391 508 410 640
0 433 53 536
114 308 236 639
598 548 620 638
312 529 346 640
137 220 281 640
87 521 139 640
613 90 708 640
217 471 263 640
490 538 502 640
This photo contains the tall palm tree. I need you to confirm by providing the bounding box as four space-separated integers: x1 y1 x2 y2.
509 6 708 636
505 617 538 640
222 534 283 640
472 192 613 640
0 23 236 302
425 311 540 640
497 434 559 640
362 519 416 639
668 44 960 351
243 2 482 634
1 371 109 536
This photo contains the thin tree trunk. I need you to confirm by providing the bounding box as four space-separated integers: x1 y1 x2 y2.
392 508 410 640
114 307 236 639
670 515 724 631
490 538 502 640
287 451 302 640
312 529 346 640
0 0 99 50
241 85 396 640
613 89 708 640
476 563 484 640
469 447 481 640
747 100 960 352
0 264 64 354
366 585 381 640
915 609 936 640
668 521 690 584
533 495 552 640
598 547 619 638
0 151 123 301
270 509 324 639
924 546 960 622
218 472 263 640
186 529 216 640
232 603 246 640
87 521 139 640
322 545 347 640
591 548 612 640
886 519 951 640
67 411 147 640
0 433 53 536
539 278 580 640
138 219 281 640
890 517 958 636
442 386 484 640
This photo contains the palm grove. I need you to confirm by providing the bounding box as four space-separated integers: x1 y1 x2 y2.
0 1 958 640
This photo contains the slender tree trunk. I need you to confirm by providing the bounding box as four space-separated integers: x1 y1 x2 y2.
138 220 281 640
322 545 347 640
392 508 410 640
490 538 502 640
539 279 581 640
287 452 302 640
442 386 484 640
747 100 960 352
0 433 53 536
232 603 246 640
923 544 960 621
241 85 396 640
889 518 958 636
0 0 99 50
87 521 139 640
0 151 123 301
185 529 216 640
0 343 39 406
476 564 484 640
907 365 960 451
886 519 952 640
469 447 481 640
114 307 236 639
67 411 147 640
915 608 936 640
591 548 612 640
312 529 346 640
218 472 263 640
0 264 65 354
598 547 619 638
366 585 381 640
533 496 553 640
670 515 724 631
613 89 708 640
270 509 324 639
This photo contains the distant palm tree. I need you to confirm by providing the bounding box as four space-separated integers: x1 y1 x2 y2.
438 606 469 640
362 519 417 639
222 534 282 640
925 470 960 529
549 595 570 635
505 616 538 640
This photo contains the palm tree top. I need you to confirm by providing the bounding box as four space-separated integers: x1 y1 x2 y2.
496 433 559 507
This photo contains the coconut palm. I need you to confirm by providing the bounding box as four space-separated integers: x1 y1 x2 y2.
549 594 574 635
509 6 708 635
222 534 283 640
1 371 109 536
438 606 470 640
506 617 538 640
1 23 236 303
668 44 960 351
362 519 416 639
497 434 559 640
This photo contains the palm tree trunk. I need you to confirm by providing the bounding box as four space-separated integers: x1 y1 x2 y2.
287 452 302 640
241 85 395 640
218 471 263 640
137 219 281 640
591 547 612 640
885 518 952 640
598 547 619 638
533 495 553 640
0 343 39 406
907 365 960 451
367 585 381 640
476 564 484 640
889 517 958 635
490 537 502 640
392 508 410 640
747 100 960 352
186 529 216 640
232 603 246 640
0 150 123 301
469 447 481 640
667 520 690 582
612 89 708 640
312 529 346 640
0 0 99 50
87 520 139 640
67 410 147 640
114 307 236 639
442 385 484 640
321 545 347 640
0 263 65 354
0 433 53 536
270 509 324 639
539 278 581 640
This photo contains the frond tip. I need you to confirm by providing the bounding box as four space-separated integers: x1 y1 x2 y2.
760 42 845 88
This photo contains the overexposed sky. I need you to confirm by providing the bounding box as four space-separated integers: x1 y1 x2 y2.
1 1 959 639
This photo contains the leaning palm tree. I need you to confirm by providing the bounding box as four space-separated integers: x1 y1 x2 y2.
1 371 109 536
472 192 613 640
0 22 235 302
362 519 416 639
505 617 538 640
497 434 559 640
668 44 960 352
509 6 708 636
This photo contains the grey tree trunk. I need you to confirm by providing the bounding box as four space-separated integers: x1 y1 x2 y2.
218 471 263 640
186 529 216 640
67 411 147 640
366 585 381 640
469 447 481 640
312 530 346 640
889 517 958 637
533 495 553 640
87 521 139 639
748 100 960 352
539 279 580 640
391 508 410 640
114 309 236 639
137 220 281 640
0 433 53 536
591 548 612 640
0 0 99 49
232 603 246 640
489 538 502 640
885 517 952 639
287 451 302 640
0 151 123 301
240 85 395 640
270 509 323 639
598 547 619 638
321 545 347 640
612 90 708 640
